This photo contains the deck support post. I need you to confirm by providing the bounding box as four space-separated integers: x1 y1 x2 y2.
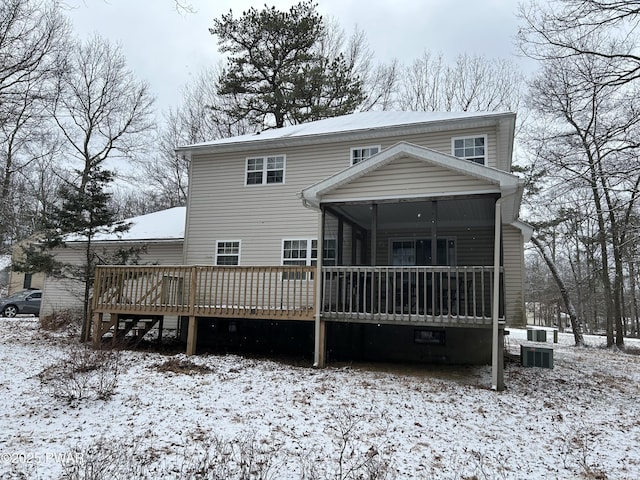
314 318 326 367
92 312 103 347
492 199 504 391
157 316 164 345
186 316 198 355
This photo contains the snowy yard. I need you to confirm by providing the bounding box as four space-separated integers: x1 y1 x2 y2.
0 318 639 479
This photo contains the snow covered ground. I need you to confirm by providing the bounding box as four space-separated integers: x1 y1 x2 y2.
0 318 639 479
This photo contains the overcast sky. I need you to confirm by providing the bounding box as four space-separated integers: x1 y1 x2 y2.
65 0 530 116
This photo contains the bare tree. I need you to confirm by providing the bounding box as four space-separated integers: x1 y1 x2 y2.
52 34 155 190
0 0 69 251
398 51 524 112
531 235 585 346
143 66 251 209
518 0 640 86
48 34 154 341
322 20 399 112
525 48 640 347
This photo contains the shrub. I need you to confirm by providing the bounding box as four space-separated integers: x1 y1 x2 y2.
39 344 120 403
40 308 84 331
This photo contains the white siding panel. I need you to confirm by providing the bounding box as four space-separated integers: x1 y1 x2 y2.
503 225 525 327
185 126 503 266
322 157 497 202
40 242 184 322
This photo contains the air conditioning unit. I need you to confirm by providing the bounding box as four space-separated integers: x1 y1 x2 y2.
527 328 547 342
521 345 554 368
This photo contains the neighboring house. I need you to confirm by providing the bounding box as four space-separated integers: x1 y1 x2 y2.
40 207 186 326
8 239 46 295
0 254 11 296
92 111 531 389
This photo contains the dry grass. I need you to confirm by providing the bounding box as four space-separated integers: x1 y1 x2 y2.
154 357 215 375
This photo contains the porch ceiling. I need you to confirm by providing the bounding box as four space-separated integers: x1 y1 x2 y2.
328 196 497 230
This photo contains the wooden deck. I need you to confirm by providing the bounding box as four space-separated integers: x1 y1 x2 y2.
91 264 503 347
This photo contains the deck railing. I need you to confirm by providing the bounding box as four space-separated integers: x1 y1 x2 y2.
93 265 503 326
321 266 503 324
93 265 316 321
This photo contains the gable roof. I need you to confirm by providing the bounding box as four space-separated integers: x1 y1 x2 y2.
177 110 516 153
301 142 524 223
302 142 521 205
65 207 186 243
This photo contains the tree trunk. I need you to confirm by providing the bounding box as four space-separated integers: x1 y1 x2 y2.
631 260 640 337
531 236 585 346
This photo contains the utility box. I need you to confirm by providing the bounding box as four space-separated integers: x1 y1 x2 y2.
527 327 547 342
521 345 554 368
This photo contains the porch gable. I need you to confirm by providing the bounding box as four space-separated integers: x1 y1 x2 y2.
321 156 500 203
301 141 521 209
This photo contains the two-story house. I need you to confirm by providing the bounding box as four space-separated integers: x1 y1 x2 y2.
91 111 530 390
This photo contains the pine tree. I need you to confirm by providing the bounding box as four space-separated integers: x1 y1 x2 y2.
210 1 364 129
16 167 135 341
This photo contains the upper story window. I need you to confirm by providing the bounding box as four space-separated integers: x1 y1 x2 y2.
246 155 285 185
452 136 486 165
216 240 240 265
351 146 380 165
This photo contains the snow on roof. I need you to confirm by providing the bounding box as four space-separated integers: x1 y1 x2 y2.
66 206 186 243
181 110 513 149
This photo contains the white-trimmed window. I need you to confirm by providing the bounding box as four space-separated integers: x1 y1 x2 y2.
246 155 285 185
351 145 380 165
282 238 337 277
215 240 240 265
452 135 486 165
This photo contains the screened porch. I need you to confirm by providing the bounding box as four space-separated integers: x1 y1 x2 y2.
316 195 505 325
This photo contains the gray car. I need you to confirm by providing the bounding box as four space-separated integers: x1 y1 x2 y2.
0 289 42 317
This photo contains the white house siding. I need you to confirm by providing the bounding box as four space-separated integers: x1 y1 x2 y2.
502 225 526 326
321 157 499 203
184 126 500 266
40 242 184 329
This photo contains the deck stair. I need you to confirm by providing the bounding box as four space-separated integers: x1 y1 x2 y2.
97 314 162 347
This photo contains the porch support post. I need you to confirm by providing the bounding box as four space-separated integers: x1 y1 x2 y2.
492 199 504 391
314 208 326 367
337 217 344 265
431 200 438 263
370 204 377 265
186 316 198 355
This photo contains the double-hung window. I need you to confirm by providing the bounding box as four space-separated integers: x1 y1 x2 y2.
215 240 240 265
351 145 380 165
246 155 285 185
452 136 486 165
282 238 337 278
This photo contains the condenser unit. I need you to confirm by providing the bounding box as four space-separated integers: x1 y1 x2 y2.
521 345 554 368
526 328 547 342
